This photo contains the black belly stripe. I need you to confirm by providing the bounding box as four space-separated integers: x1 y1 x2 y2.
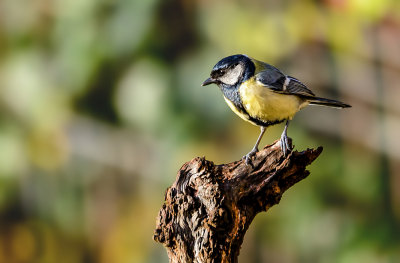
247 115 284 127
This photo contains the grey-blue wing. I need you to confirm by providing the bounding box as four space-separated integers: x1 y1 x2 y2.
255 69 315 97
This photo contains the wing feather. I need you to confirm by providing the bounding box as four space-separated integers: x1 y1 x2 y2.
255 67 315 97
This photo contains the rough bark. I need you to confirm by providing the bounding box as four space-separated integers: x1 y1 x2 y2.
153 139 323 263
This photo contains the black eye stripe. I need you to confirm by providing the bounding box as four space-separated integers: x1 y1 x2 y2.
216 69 224 76
212 63 239 78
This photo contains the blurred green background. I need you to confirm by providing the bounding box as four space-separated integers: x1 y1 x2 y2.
0 0 400 262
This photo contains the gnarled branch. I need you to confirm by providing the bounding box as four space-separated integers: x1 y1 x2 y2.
154 139 323 263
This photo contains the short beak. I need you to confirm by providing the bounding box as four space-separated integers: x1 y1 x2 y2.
202 77 216 86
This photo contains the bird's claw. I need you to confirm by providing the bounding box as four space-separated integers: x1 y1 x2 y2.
243 147 258 164
280 134 291 157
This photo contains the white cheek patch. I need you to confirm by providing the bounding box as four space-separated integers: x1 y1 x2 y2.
219 64 244 85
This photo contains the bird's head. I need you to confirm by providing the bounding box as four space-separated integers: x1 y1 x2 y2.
202 54 255 88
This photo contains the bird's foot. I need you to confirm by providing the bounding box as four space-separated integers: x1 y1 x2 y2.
280 133 292 157
243 147 258 165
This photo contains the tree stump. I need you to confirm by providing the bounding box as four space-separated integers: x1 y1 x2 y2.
153 139 323 263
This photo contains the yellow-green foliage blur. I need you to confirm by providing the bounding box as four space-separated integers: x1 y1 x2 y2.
0 0 400 262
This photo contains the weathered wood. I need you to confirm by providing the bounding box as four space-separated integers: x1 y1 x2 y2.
153 139 323 263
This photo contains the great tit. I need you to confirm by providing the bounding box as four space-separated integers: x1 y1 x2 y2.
202 54 351 164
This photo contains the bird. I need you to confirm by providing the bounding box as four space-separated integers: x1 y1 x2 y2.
202 54 351 164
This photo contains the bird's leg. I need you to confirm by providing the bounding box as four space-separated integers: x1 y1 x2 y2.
280 120 291 156
244 126 266 164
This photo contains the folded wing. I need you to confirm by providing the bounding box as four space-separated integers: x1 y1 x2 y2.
255 66 315 97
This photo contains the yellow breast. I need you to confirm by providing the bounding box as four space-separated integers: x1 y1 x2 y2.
239 79 308 124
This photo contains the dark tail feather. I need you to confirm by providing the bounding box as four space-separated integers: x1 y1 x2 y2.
308 97 351 108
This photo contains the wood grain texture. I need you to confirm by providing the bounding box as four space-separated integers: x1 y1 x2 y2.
154 139 323 263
